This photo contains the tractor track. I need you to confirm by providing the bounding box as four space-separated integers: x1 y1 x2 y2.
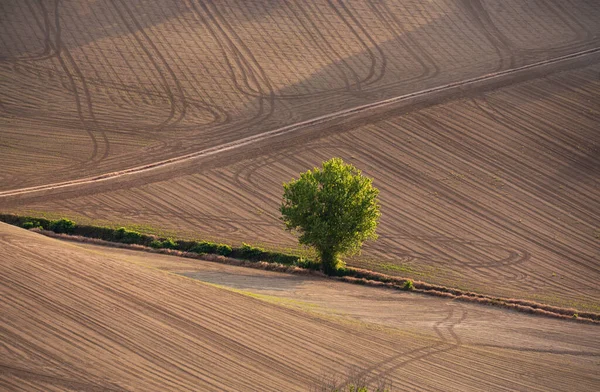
1 46 598 200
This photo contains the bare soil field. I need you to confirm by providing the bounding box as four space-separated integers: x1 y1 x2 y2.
8 63 599 311
2 1 600 390
1 0 599 190
2 225 600 391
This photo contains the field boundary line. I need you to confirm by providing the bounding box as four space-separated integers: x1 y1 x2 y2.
2 47 599 198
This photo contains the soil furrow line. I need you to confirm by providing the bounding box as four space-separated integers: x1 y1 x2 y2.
1 47 599 198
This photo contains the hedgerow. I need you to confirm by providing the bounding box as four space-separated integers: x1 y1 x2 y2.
2 213 599 323
0 214 311 267
150 238 178 250
235 243 267 260
49 218 76 234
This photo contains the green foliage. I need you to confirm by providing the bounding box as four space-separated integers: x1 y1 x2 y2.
22 220 41 230
216 244 233 256
403 279 414 291
0 214 52 230
228 243 307 265
280 158 380 274
149 240 164 249
237 243 267 260
50 218 76 234
295 257 321 270
189 241 233 256
71 224 153 246
175 240 198 252
149 238 177 249
190 241 219 254
161 238 178 249
113 227 143 244
0 214 316 270
270 252 299 265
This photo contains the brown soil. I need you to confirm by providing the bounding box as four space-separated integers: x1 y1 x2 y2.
1 0 599 310
8 63 599 311
1 2 600 386
2 225 600 391
1 0 599 190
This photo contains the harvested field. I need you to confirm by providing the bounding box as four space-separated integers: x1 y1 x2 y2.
1 0 600 190
8 63 599 311
2 225 600 391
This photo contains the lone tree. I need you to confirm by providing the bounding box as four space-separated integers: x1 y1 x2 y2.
280 158 380 274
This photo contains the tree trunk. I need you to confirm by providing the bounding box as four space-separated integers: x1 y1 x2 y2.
320 248 341 275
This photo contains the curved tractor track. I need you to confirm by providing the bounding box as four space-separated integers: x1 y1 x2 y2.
26 62 599 311
1 0 599 313
2 0 600 192
1 46 599 200
3 225 600 391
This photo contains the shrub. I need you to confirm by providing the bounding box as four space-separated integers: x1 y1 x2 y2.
175 240 199 252
113 227 143 244
0 214 51 230
402 280 414 291
189 241 232 256
216 244 232 256
148 238 177 249
74 225 115 241
322 266 348 277
21 220 39 230
149 240 163 249
238 243 266 260
161 238 178 249
271 252 299 265
0 214 324 273
296 257 321 270
190 241 219 254
50 218 76 234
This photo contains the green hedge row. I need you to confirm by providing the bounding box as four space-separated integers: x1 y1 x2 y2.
0 214 318 269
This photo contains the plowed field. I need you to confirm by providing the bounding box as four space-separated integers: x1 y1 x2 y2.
2 225 599 391
1 0 599 190
7 62 599 310
1 0 599 336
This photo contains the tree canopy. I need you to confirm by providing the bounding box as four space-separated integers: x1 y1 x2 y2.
280 158 380 274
